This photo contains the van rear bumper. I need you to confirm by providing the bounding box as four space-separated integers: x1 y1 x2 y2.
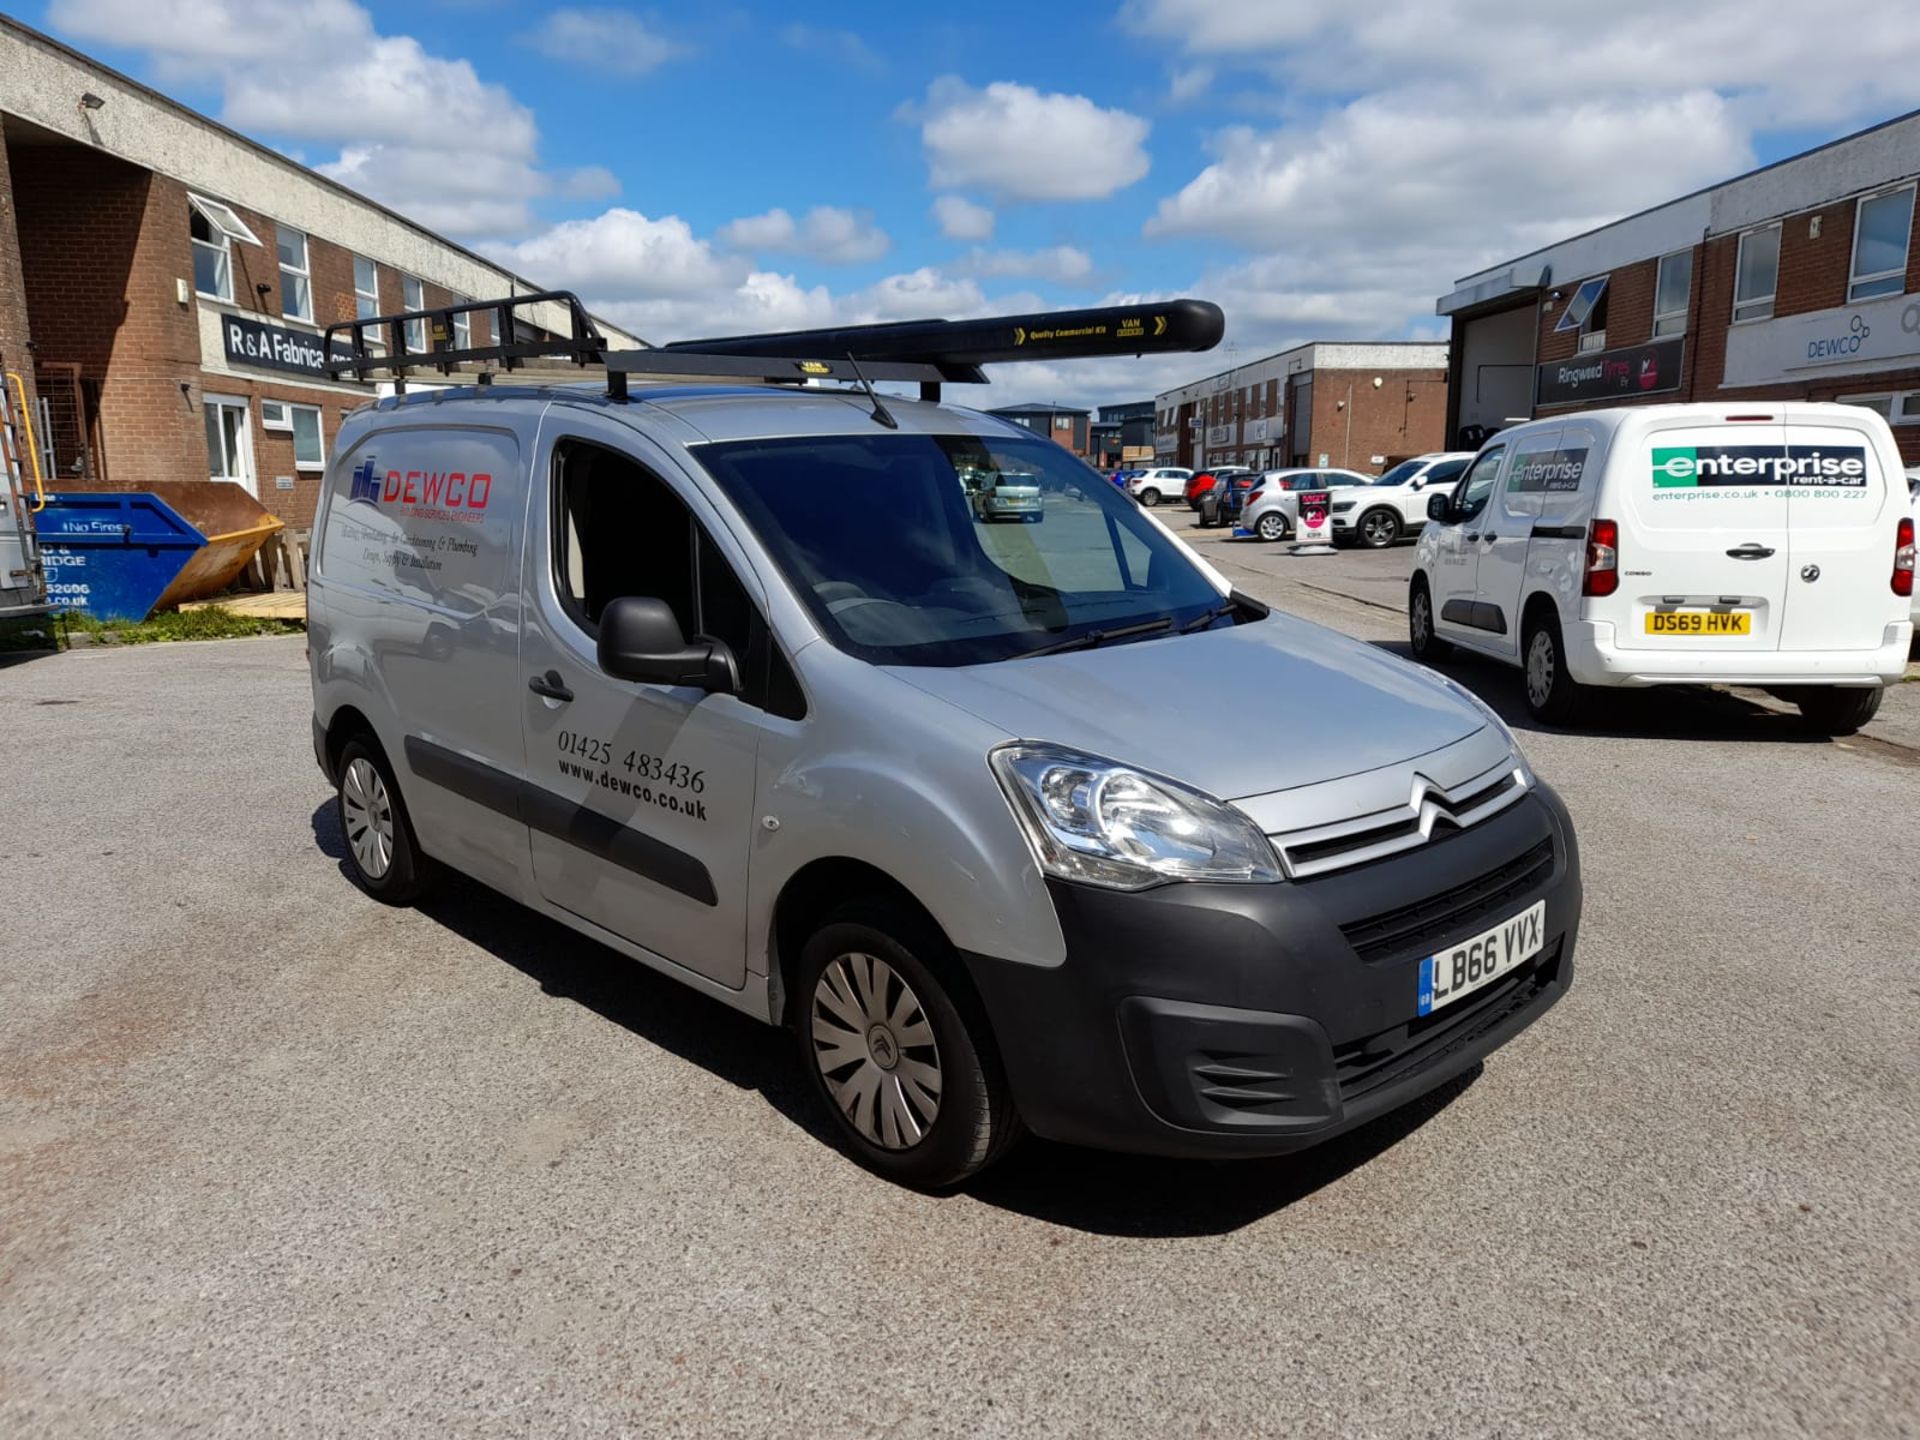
1564 619 1912 687
960 785 1580 1159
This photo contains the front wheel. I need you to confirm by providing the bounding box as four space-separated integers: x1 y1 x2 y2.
1255 511 1288 542
1409 580 1452 662
797 906 1020 1189
1137 487 1161 507
1522 614 1585 725
1357 508 1402 548
1795 685 1882 736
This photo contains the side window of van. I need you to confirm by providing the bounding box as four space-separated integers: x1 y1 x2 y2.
552 439 803 718
1454 446 1506 521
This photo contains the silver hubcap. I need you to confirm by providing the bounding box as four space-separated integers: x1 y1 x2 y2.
1258 514 1284 540
1140 489 1159 506
341 757 396 880
811 953 942 1150
1527 631 1556 709
1364 511 1396 544
1412 592 1431 647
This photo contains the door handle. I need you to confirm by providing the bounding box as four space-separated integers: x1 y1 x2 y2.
1463 533 1481 542
1725 544 1776 560
528 670 574 702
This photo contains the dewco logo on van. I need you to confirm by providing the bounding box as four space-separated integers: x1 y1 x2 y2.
348 455 494 522
1651 445 1868 489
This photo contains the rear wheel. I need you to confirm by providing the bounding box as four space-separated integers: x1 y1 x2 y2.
1137 487 1161 507
336 736 429 903
796 905 1020 1189
1794 685 1882 736
1255 511 1288 542
1357 508 1402 548
1522 612 1585 725
1409 578 1451 662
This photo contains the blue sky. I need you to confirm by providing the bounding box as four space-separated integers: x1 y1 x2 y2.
35 1 1920 407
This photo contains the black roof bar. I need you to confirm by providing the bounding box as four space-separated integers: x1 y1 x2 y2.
326 291 1225 402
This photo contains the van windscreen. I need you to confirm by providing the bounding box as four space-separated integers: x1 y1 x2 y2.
695 433 1227 666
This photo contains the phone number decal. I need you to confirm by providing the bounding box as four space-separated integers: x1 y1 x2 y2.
556 731 705 793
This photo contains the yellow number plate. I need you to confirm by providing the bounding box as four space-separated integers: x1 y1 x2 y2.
1644 610 1752 635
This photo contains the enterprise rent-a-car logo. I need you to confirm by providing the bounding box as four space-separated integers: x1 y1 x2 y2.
1652 445 1869 489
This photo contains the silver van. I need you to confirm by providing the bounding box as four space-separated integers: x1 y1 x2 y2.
308 296 1582 1187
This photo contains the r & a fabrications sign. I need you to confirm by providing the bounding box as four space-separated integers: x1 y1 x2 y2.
222 315 354 379
1536 336 1683 406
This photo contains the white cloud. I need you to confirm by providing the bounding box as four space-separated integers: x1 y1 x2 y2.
495 209 748 298
931 195 996 241
521 8 684 77
958 246 1096 284
780 22 885 74
558 166 622 202
717 207 892 264
912 78 1151 202
1167 65 1213 104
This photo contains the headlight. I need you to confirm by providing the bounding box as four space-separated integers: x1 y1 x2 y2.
989 742 1284 889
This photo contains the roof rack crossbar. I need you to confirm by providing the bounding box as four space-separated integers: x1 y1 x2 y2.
324 291 1225 401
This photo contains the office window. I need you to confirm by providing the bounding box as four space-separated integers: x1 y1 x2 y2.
451 294 471 349
276 225 312 322
1653 250 1693 336
187 193 257 302
203 394 254 494
1850 185 1915 302
261 399 325 467
1734 225 1780 323
1840 391 1920 425
1554 275 1609 333
402 274 426 351
353 256 380 319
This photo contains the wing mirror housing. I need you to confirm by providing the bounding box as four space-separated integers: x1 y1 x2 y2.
1427 492 1453 523
597 595 739 694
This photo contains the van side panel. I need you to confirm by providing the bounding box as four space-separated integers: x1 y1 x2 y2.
312 421 532 896
1778 418 1902 652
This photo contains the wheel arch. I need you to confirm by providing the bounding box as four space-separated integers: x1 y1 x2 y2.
769 857 962 1026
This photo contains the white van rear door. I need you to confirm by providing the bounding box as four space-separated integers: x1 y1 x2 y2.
1778 417 1895 652
1616 419 1789 652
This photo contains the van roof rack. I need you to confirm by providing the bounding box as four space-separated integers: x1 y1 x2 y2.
324 291 1224 402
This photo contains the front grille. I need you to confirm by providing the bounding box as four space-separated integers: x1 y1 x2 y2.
1337 837 1554 965
1334 939 1562 1102
1273 766 1528 878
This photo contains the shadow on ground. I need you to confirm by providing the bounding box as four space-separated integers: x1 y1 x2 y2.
311 800 1477 1239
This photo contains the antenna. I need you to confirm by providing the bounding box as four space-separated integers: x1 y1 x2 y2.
845 353 898 430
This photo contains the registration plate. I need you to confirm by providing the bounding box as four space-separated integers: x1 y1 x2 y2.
1416 900 1546 1017
1645 609 1751 635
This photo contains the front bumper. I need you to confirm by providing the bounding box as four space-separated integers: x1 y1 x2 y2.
962 785 1581 1158
1565 619 1913 687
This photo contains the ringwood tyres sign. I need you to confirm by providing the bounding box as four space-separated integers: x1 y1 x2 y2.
221 315 354 379
1536 336 1684 407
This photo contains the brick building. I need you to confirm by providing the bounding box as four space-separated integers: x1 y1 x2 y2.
987 402 1092 457
1437 110 1920 465
1153 342 1449 475
0 17 636 562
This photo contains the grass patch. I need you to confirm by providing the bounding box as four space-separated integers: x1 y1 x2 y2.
60 606 305 646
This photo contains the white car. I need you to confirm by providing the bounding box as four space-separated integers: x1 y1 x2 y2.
1330 452 1476 548
1125 466 1192 507
1410 402 1913 732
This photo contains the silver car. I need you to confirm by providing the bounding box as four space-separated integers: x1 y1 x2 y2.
1239 468 1373 542
309 307 1580 1189
969 468 1044 523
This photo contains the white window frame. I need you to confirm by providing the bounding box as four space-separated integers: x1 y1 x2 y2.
276 224 313 323
353 255 381 318
451 294 471 349
1733 224 1780 324
402 275 426 352
1848 184 1914 303
188 192 259 305
203 393 256 496
1653 248 1692 337
260 399 327 467
1839 390 1920 425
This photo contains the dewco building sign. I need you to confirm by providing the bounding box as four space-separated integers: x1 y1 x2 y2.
221 315 354 379
1722 290 1920 388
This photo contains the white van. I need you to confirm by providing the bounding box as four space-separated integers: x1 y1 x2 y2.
1410 403 1915 730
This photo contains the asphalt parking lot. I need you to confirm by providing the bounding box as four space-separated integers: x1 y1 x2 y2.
4 549 1917 1437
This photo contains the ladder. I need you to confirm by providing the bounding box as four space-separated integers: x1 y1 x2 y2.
0 363 48 613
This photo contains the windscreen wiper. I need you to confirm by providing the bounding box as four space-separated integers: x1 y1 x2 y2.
1022 616 1174 658
1179 590 1271 633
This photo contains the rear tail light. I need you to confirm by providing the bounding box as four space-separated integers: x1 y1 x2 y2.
1895 516 1915 597
1246 490 1264 505
1583 518 1620 597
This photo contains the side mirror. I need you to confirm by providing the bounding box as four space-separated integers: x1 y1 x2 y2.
1427 492 1453 523
597 595 739 694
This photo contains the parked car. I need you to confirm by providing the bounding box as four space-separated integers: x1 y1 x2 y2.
1329 452 1476 548
1412 403 1914 730
1125 465 1193 506
971 469 1044 523
1110 468 1144 489
1196 471 1259 528
311 294 1582 1189
1908 468 1920 633
1239 468 1373 542
1184 464 1253 510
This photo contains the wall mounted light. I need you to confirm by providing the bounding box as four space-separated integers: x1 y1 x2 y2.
78 92 106 111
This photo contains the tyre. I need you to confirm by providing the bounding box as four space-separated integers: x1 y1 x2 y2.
1408 579 1452 662
1138 487 1161 507
336 736 430 903
796 904 1020 1189
1795 685 1882 736
1522 612 1585 725
1255 511 1288 542
1357 507 1402 548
